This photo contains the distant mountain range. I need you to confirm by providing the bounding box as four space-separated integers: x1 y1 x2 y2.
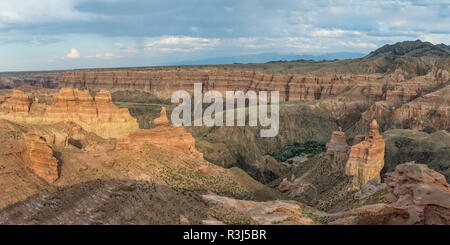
169 52 367 66
167 40 450 67
367 40 449 58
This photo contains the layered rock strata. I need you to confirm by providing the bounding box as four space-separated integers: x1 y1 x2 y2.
0 88 139 139
325 131 349 173
392 85 450 130
60 70 353 102
44 88 138 138
117 107 202 159
59 68 448 103
345 120 385 190
0 90 32 113
22 132 59 183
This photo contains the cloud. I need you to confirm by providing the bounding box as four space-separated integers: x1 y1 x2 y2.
66 48 81 58
95 52 121 59
1 0 449 71
311 29 362 37
0 0 95 26
145 36 220 53
338 41 377 49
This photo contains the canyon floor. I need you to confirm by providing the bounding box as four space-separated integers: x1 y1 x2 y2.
0 40 449 225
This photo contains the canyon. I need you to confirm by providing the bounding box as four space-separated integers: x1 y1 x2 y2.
0 40 448 225
58 67 448 107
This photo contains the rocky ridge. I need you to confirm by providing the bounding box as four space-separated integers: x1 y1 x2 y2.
392 84 450 130
328 161 450 225
0 88 139 139
59 67 448 105
201 193 315 225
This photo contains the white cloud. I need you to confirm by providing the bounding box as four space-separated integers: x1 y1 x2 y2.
0 0 94 26
233 37 261 49
339 41 377 49
95 52 121 59
66 48 80 58
145 36 220 53
311 29 362 37
419 33 450 45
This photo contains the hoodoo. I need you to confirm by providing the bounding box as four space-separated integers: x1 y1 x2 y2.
345 120 386 190
153 106 169 126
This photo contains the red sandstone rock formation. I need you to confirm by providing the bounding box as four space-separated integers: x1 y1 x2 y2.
10 73 60 88
384 161 450 224
392 85 450 130
118 107 203 159
22 132 59 183
330 161 450 225
153 106 169 126
0 88 139 139
352 135 366 145
58 69 369 102
277 178 291 193
325 131 349 173
44 88 138 138
58 68 447 104
202 193 314 225
0 90 32 113
345 120 385 190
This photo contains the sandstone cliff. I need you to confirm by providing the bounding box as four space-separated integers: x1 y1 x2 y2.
44 88 139 138
59 69 357 102
0 88 139 139
345 120 386 190
391 84 450 131
117 107 202 159
325 131 349 173
58 65 447 105
22 132 59 183
0 90 32 113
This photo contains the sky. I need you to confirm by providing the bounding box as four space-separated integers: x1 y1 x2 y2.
0 0 449 72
